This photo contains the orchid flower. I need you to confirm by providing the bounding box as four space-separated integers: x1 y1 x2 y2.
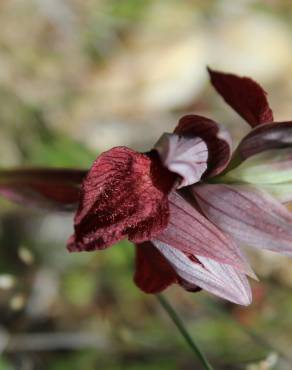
1 69 292 306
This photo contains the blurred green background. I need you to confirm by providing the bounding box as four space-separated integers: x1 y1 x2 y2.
1 0 292 369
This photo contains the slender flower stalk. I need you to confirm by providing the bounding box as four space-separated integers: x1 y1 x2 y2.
157 294 214 370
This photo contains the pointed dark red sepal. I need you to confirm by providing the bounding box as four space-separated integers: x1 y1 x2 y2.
208 68 273 127
0 168 86 211
134 242 177 293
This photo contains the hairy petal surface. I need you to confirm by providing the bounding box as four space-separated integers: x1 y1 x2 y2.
193 184 292 255
155 241 252 305
134 242 177 293
68 147 175 252
0 168 86 211
154 133 208 188
208 68 273 127
230 121 292 168
155 191 254 276
174 114 231 177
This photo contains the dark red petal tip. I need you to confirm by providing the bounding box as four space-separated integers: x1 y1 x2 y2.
134 242 177 293
208 68 274 127
0 168 86 211
69 147 175 252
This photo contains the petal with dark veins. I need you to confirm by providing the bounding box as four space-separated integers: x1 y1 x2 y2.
154 241 252 306
193 184 292 256
155 191 254 276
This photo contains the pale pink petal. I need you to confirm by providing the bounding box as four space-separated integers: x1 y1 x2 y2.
155 191 254 276
174 115 232 177
154 133 208 188
193 184 292 255
154 241 252 305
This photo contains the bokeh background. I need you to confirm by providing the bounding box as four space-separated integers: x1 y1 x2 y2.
1 1 292 369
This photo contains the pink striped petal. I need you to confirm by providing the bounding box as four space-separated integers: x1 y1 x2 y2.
0 168 86 211
174 115 232 177
154 133 208 188
208 68 273 127
155 191 254 276
193 184 292 255
154 241 252 305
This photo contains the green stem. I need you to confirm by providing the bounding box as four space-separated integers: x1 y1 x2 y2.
156 294 214 370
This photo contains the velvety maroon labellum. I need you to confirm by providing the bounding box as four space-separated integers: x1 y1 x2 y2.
68 147 176 252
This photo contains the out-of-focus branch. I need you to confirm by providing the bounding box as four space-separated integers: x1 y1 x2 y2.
0 330 108 353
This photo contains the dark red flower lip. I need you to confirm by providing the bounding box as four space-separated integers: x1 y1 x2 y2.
68 147 176 253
